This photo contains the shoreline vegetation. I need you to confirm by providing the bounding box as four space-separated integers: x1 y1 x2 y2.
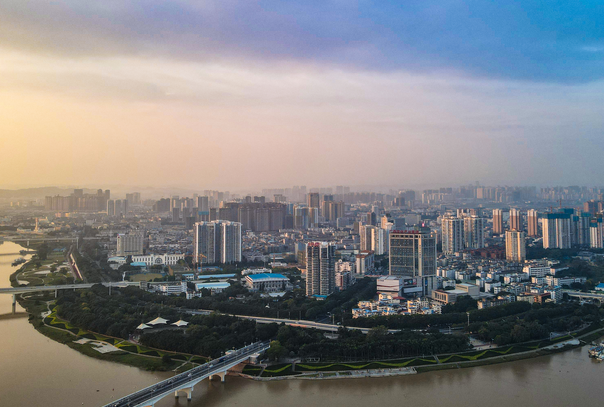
17 294 202 372
241 326 603 380
16 290 603 380
9 246 604 381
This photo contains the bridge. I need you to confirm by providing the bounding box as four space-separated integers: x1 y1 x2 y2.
562 289 604 302
103 341 270 407
0 282 140 313
0 236 80 245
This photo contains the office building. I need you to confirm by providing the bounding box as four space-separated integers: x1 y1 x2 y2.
306 242 336 297
193 220 242 265
506 230 526 262
116 234 144 256
442 216 464 254
492 209 503 235
389 230 436 296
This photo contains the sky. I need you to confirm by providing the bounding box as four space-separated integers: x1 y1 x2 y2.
0 1 603 191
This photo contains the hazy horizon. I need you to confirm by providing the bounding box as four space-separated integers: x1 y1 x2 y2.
1 1 603 189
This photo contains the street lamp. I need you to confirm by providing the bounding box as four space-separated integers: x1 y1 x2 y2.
466 312 470 327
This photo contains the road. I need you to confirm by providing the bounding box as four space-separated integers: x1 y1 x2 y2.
104 341 269 407
186 310 400 334
0 281 140 295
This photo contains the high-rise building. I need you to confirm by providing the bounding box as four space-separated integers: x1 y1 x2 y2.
464 215 485 249
590 218 604 249
153 198 171 213
126 192 141 205
492 209 503 235
193 220 242 265
307 192 320 209
113 199 128 217
577 212 592 246
197 196 209 212
360 224 386 255
527 209 539 237
116 234 144 256
542 213 572 249
306 242 336 297
106 199 115 216
506 230 526 262
389 230 437 296
509 208 522 231
442 216 464 254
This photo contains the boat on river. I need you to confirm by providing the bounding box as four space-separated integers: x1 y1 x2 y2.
588 342 604 360
11 258 26 267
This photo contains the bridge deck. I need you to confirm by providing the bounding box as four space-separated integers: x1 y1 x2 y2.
104 342 269 407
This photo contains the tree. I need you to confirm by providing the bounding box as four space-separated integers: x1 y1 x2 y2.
266 340 287 361
37 243 50 261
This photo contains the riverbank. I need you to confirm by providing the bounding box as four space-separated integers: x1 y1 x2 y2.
17 293 201 372
242 326 603 381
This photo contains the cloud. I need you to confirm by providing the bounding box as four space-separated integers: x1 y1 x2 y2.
0 1 602 83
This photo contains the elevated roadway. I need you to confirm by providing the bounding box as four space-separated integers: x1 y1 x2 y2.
103 341 270 407
187 310 400 334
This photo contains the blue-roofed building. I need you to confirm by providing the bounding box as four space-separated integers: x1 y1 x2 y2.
245 273 292 292
130 262 147 268
595 283 604 291
197 274 236 280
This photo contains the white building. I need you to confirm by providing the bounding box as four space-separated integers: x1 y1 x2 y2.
355 250 375 275
335 259 355 273
442 216 464 254
157 282 187 295
377 276 403 296
132 253 185 266
245 273 292 292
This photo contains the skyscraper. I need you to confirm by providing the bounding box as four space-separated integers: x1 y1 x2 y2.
527 209 539 237
306 242 335 297
194 220 242 264
509 208 522 231
389 230 437 296
505 230 526 262
442 215 464 254
492 209 503 235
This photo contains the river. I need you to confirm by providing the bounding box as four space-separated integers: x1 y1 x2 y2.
1 241 603 407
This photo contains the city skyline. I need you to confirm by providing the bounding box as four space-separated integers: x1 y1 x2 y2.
1 2 603 189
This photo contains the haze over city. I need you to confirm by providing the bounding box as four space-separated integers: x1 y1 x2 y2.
1 1 604 189
3 3 604 407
